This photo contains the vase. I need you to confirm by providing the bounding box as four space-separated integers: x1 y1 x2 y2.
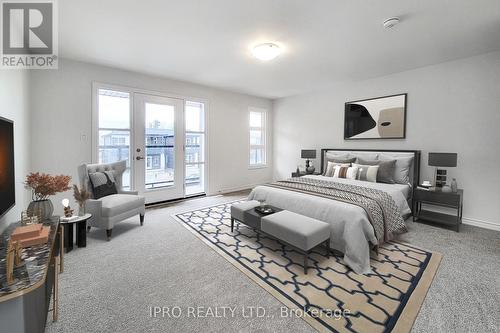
78 204 86 217
451 178 458 193
27 199 54 221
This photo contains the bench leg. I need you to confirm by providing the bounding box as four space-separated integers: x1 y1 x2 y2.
231 218 234 232
325 240 330 259
303 252 308 274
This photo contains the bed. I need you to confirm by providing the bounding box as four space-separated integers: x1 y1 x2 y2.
248 149 421 274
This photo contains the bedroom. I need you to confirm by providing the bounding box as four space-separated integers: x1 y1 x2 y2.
0 1 499 333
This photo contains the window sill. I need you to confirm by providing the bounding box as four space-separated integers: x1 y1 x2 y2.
248 164 267 170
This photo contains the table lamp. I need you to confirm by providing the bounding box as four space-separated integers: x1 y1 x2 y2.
428 152 457 188
301 149 317 174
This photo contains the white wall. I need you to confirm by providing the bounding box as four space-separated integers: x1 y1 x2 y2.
30 59 272 214
0 71 31 232
273 50 500 230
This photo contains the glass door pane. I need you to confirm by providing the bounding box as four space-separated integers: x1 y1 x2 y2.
185 101 205 196
134 94 184 204
144 103 175 189
97 89 131 189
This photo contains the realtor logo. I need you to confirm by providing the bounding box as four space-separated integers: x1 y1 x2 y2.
1 0 58 69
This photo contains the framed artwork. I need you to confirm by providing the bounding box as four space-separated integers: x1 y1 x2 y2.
344 93 407 140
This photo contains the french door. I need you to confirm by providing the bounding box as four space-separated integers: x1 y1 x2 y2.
133 94 185 204
95 84 207 204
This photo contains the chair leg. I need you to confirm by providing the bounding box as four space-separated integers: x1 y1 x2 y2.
87 226 91 233
140 214 145 226
325 240 330 259
303 252 308 274
106 229 112 241
231 218 234 232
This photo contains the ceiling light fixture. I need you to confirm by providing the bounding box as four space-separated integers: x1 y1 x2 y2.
383 17 400 29
252 43 281 61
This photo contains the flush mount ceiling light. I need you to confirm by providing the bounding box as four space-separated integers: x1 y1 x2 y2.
252 43 281 61
383 17 400 29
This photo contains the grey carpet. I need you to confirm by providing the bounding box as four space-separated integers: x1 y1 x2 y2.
45 191 500 333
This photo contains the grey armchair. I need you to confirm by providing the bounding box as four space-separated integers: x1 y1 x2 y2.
77 160 145 241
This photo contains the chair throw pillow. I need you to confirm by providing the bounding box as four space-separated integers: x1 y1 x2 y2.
89 171 118 199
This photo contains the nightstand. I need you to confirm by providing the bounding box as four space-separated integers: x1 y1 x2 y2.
413 188 463 232
291 171 321 177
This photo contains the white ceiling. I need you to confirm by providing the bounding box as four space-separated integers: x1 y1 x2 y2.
59 0 500 99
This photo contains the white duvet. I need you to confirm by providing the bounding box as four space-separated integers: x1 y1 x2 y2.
247 175 411 274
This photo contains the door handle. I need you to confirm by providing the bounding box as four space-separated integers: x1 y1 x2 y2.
136 156 145 161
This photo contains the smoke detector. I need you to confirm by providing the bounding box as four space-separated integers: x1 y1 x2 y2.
383 17 400 29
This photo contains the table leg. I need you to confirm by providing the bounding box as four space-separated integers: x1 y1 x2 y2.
53 254 59 321
76 221 87 247
64 223 74 253
60 225 64 273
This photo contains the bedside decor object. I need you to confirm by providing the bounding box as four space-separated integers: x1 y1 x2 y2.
428 152 457 188
451 178 458 193
442 185 452 193
344 93 406 139
25 172 71 220
301 149 317 174
73 184 90 216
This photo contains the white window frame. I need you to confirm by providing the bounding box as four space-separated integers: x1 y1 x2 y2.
184 100 207 197
248 107 267 169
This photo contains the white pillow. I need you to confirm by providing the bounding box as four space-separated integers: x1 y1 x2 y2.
333 165 359 180
352 163 379 183
324 161 350 177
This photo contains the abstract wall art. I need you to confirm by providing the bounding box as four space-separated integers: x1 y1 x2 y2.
344 93 407 139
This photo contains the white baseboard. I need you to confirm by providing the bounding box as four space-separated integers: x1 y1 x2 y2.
208 182 269 196
462 217 500 231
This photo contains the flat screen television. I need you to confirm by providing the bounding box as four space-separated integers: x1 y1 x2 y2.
0 116 15 218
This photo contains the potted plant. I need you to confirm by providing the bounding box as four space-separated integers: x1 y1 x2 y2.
25 172 71 220
73 184 90 216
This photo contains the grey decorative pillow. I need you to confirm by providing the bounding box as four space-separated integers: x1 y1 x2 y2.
88 171 118 199
379 155 413 184
357 157 396 184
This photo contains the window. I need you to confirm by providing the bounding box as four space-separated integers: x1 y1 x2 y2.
249 108 266 167
96 89 131 189
185 101 206 196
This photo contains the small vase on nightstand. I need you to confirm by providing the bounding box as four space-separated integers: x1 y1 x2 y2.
451 178 458 193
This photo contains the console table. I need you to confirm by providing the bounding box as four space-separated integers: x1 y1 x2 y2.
0 217 61 332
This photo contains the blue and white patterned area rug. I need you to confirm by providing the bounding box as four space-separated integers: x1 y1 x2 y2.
173 201 442 333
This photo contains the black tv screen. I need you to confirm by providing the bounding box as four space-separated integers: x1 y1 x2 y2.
0 117 15 218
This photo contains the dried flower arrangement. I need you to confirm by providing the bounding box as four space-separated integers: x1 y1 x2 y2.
73 184 90 208
25 173 71 201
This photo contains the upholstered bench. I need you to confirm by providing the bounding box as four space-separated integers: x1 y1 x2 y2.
230 200 260 232
261 210 330 274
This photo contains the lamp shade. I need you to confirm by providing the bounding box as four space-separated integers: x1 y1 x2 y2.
301 149 316 159
428 152 457 167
